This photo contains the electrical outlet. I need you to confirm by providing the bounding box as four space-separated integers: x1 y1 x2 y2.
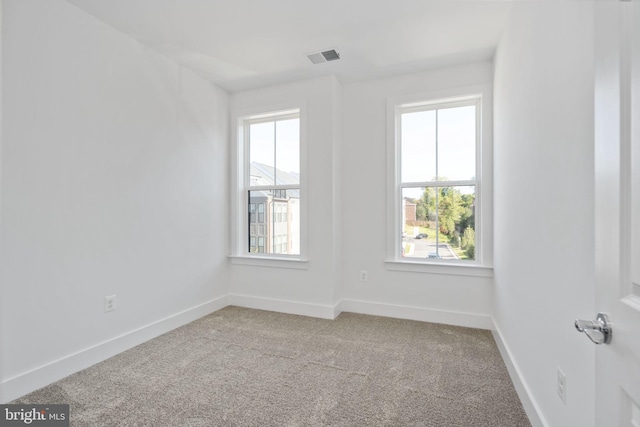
557 367 566 404
104 295 117 313
360 270 368 282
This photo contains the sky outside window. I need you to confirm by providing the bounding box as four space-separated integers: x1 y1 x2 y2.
401 105 476 184
249 118 300 182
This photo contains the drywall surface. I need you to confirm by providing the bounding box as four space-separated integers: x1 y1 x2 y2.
340 63 494 326
228 67 495 326
1 0 228 400
493 2 595 426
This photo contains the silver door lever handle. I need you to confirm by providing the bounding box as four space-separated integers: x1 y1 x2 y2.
574 312 612 345
575 319 598 331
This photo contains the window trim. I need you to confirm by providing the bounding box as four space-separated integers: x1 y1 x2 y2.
229 103 308 266
386 84 493 275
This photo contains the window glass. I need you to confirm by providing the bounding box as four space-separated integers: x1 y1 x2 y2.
275 118 300 185
437 106 476 181
244 110 300 257
401 186 475 260
247 190 300 255
401 110 436 183
398 100 478 262
249 122 275 186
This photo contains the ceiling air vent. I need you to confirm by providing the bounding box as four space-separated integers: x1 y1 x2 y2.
306 49 341 64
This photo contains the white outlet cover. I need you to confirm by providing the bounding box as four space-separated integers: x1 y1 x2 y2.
104 295 117 312
557 368 566 403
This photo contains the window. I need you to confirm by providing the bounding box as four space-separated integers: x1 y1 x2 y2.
240 109 301 257
257 203 265 223
388 89 492 272
249 203 256 223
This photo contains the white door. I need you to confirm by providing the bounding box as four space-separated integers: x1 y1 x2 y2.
592 1 640 426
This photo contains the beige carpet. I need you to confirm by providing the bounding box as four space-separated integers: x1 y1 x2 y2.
14 306 530 426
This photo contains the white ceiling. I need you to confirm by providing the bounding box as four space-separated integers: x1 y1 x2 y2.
66 0 511 92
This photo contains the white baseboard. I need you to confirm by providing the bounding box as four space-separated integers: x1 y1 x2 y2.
226 296 491 330
332 299 343 319
492 321 547 427
0 295 229 404
228 294 340 320
340 298 493 330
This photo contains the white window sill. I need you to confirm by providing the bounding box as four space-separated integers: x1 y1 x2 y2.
385 259 493 277
228 255 310 270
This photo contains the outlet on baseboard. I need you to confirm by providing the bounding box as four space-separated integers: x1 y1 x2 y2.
360 270 368 282
557 367 566 404
104 295 117 313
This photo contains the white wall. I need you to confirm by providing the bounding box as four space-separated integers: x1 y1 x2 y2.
493 3 595 426
228 76 342 318
227 66 495 327
340 63 494 328
0 0 228 402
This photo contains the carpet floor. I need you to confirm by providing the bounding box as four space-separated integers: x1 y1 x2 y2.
14 306 531 426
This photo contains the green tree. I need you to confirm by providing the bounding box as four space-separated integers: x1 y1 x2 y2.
449 229 461 247
438 187 463 235
415 187 436 222
459 193 475 232
416 203 427 221
462 227 475 258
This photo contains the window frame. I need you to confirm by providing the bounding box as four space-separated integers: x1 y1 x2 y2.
386 85 493 277
230 105 308 269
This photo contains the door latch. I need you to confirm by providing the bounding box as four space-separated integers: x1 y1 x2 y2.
575 312 612 345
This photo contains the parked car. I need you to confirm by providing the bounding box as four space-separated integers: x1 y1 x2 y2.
415 233 428 239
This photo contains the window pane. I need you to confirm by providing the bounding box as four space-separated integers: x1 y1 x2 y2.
275 118 300 185
258 202 264 223
401 186 475 260
401 111 436 183
437 105 476 181
249 121 275 186
248 189 300 255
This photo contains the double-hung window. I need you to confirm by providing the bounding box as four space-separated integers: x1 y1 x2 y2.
241 109 301 257
388 89 492 272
